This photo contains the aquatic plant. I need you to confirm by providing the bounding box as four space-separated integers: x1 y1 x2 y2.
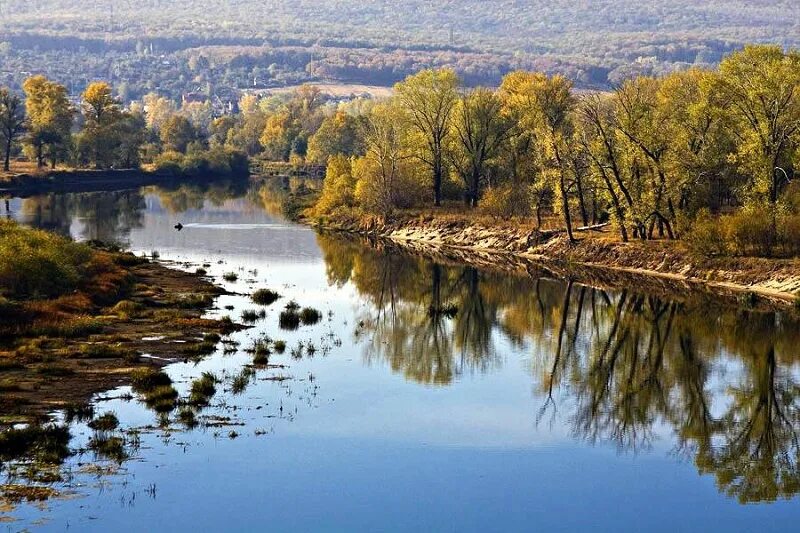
251 289 280 306
230 368 255 394
279 302 301 330
130 367 172 391
188 372 218 406
177 407 198 428
87 412 120 432
241 308 266 322
0 424 71 463
142 385 179 412
64 402 95 423
222 272 239 282
88 435 129 463
299 307 322 325
273 340 287 354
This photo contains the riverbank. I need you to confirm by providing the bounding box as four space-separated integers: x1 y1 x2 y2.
0 248 240 423
311 211 800 306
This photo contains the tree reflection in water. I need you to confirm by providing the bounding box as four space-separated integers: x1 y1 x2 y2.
8 184 800 504
318 233 800 503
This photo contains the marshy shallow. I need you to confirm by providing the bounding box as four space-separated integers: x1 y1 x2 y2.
3 180 800 532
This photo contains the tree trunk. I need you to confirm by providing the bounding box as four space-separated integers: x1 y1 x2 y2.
3 138 11 172
433 153 443 207
560 173 576 242
575 174 589 226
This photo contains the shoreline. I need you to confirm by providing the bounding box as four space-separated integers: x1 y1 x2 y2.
310 212 800 308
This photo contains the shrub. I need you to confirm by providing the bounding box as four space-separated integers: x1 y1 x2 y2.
110 300 143 319
352 155 426 212
0 220 93 299
686 209 729 257
723 205 776 257
778 213 800 256
153 148 248 178
480 184 532 218
152 151 185 176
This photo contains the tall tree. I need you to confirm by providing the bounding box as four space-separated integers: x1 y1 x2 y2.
395 69 459 206
718 45 800 209
78 81 126 168
0 87 25 172
450 88 515 206
501 71 578 241
160 115 197 153
22 75 73 168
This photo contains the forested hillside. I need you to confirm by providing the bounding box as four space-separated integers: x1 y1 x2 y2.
1 0 798 100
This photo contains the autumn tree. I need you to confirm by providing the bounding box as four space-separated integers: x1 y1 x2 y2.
160 115 197 153
313 154 356 215
226 94 266 156
501 71 578 240
0 87 25 172
395 69 459 206
354 101 423 212
578 93 633 241
306 111 365 165
142 93 177 133
449 88 515 206
613 76 677 238
718 46 800 211
22 75 73 169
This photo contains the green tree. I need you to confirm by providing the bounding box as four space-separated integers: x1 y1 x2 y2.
395 69 459 206
0 87 25 172
450 87 515 206
501 71 578 241
718 45 800 229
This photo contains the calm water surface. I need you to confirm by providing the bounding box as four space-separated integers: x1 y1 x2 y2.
3 179 800 531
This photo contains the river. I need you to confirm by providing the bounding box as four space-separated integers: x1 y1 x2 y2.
3 178 800 531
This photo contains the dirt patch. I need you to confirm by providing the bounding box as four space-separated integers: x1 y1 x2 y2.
0 260 243 423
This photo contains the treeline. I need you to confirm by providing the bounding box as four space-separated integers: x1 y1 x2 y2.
307 45 800 258
0 77 248 177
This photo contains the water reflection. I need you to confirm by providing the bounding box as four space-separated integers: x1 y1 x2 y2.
3 180 800 509
318 233 800 503
9 177 318 246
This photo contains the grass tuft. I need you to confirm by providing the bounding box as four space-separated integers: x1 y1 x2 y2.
251 289 280 306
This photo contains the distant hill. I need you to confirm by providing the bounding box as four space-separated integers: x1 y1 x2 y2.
1 0 798 98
